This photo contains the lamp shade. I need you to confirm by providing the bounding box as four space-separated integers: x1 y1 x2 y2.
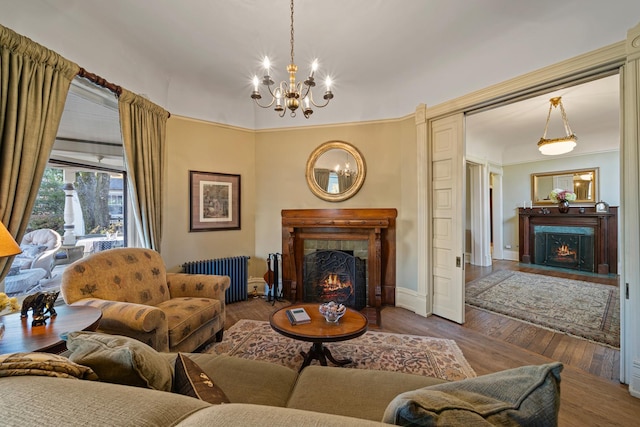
0 222 21 258
538 136 577 155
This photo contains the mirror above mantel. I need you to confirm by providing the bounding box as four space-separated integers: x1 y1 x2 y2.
305 141 366 202
531 167 598 205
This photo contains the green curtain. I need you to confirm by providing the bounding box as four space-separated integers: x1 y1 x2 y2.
0 24 79 280
118 89 169 252
314 168 331 191
338 174 353 193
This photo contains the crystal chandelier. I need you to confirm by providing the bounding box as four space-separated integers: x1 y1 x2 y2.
537 96 578 155
334 154 357 178
251 0 334 118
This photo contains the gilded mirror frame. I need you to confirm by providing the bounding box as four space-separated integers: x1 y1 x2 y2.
531 167 599 205
305 140 366 202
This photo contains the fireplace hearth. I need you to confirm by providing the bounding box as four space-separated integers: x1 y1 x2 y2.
303 250 366 310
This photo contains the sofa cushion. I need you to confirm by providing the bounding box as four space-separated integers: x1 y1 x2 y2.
173 353 230 404
0 352 98 380
383 362 563 426
287 365 445 421
0 375 211 426
175 403 387 427
161 353 299 407
65 331 173 391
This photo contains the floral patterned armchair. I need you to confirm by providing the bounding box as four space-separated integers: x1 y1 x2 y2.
60 248 230 352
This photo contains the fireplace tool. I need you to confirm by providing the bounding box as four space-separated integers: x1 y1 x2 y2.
264 253 284 305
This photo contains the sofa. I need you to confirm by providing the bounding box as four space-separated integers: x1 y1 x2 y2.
60 248 230 352
0 332 563 426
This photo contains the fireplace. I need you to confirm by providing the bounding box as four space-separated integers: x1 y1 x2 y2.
281 208 397 326
303 250 367 310
518 206 617 274
533 226 595 271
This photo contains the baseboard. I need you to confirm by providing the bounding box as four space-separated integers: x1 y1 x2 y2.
502 250 519 261
395 286 430 317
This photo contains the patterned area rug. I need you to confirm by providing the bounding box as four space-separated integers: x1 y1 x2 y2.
205 319 476 381
466 270 620 348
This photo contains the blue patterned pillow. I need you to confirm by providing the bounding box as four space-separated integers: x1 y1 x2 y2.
18 244 47 258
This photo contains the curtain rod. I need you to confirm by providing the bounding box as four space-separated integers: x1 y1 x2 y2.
77 68 171 118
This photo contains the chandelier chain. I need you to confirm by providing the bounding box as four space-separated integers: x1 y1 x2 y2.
290 0 295 65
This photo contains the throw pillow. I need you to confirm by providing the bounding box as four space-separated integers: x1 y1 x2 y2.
173 353 230 404
0 352 98 380
18 244 47 258
383 362 563 426
64 331 173 391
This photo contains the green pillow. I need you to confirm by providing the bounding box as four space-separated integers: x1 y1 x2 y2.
383 362 563 426
64 331 172 391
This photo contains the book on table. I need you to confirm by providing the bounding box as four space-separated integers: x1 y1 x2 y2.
286 307 311 325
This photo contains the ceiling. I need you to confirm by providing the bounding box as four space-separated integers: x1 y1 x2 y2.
1 1 638 162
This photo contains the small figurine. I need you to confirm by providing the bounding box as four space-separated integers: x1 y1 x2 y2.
20 291 59 327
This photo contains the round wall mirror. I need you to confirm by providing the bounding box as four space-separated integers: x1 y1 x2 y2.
305 141 366 202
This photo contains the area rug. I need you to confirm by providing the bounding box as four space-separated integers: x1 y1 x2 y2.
205 319 476 381
466 270 620 348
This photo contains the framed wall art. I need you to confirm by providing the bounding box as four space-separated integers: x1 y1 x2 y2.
189 171 241 231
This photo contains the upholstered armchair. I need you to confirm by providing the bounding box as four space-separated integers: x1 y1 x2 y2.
11 229 62 278
60 247 230 353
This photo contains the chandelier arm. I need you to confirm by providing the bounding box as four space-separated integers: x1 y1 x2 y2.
308 91 331 108
253 94 276 109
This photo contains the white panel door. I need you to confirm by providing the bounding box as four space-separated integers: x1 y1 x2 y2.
431 114 465 323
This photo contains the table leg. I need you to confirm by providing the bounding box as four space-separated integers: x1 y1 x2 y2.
299 342 352 371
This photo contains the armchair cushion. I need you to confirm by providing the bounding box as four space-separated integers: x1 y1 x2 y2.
64 331 173 391
157 297 222 348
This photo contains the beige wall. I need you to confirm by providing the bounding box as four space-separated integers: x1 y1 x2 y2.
254 117 418 290
162 114 420 292
162 116 256 273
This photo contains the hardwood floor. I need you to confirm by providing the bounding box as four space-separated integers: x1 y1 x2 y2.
465 260 620 382
224 263 638 426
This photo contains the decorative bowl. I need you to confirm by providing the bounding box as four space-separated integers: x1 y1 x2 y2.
319 301 346 323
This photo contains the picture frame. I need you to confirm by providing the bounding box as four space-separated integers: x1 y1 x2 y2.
189 171 241 231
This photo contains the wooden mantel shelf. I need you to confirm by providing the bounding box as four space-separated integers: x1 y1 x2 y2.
518 206 618 274
281 209 397 321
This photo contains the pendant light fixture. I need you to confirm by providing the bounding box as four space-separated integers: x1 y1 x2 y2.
537 96 578 155
250 0 334 118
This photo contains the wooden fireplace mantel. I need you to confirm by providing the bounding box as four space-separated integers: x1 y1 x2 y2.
281 208 397 314
518 206 618 274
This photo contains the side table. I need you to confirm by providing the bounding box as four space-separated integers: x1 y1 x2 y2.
54 245 84 266
270 303 368 371
0 305 102 354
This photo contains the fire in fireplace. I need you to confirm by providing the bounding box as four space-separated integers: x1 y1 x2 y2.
303 250 366 310
534 226 594 272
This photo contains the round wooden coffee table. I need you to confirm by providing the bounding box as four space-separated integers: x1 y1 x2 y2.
0 305 102 354
270 303 368 371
